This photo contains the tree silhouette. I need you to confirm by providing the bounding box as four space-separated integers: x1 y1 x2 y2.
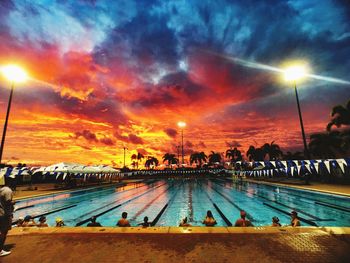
131 151 145 169
327 99 350 131
225 147 242 162
246 145 265 161
261 141 282 160
190 152 207 167
145 157 159 169
208 151 221 165
162 153 178 166
309 131 345 159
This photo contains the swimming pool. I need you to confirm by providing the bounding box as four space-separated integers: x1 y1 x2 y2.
13 179 350 227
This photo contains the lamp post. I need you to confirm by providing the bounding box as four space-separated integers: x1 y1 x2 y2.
176 145 180 167
123 147 127 168
0 65 28 164
177 121 186 167
284 65 310 159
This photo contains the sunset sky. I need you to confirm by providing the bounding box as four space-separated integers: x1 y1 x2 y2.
0 0 349 166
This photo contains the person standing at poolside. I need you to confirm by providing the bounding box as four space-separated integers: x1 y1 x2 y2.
0 179 15 257
234 210 253 227
117 212 131 227
290 211 301 227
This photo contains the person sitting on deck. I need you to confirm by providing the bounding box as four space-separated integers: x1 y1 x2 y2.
202 210 217 227
138 216 151 227
271 216 281 227
55 217 65 227
179 217 191 227
117 212 131 227
87 216 102 227
234 210 253 227
290 211 301 227
22 215 37 227
38 216 49 227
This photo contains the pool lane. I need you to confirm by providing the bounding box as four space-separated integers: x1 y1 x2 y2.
12 179 350 227
95 181 171 226
156 180 187 226
220 179 350 226
14 180 164 226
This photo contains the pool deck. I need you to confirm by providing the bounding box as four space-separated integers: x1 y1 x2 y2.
6 179 350 262
3 227 350 263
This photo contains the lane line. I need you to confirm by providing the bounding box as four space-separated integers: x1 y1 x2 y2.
75 182 167 226
215 179 324 221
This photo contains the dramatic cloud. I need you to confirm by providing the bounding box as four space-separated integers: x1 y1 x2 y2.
0 0 349 165
164 128 178 138
114 133 144 145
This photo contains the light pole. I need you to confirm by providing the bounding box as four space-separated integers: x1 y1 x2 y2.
0 65 28 164
177 121 186 167
176 145 180 167
123 147 127 168
284 65 310 159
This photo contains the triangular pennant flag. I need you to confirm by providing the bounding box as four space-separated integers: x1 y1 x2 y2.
270 161 276 167
281 161 287 168
297 165 302 175
63 173 67 180
304 160 310 165
291 167 294 176
304 164 310 173
324 161 331 173
313 163 319 173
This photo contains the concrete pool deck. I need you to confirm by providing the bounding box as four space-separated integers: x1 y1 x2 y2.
3 227 350 262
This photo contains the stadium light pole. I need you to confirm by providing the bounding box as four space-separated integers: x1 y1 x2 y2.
177 121 186 167
0 65 28 164
123 146 127 168
284 65 310 159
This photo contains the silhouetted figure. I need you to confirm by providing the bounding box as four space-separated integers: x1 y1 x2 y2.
117 212 130 227
202 210 217 226
0 180 15 257
38 216 49 227
87 216 102 227
179 217 191 227
138 216 151 227
271 216 281 227
22 215 37 227
234 210 253 227
55 217 65 227
290 211 301 227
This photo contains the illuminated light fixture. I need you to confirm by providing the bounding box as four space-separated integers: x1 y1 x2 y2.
1 64 28 83
283 65 307 82
177 121 186 128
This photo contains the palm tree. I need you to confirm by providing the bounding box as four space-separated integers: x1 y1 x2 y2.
246 146 265 161
162 153 179 166
225 147 242 163
246 146 256 161
208 151 221 165
145 157 159 169
131 152 145 169
261 141 283 160
309 131 345 159
190 152 207 167
131 154 137 168
327 99 350 131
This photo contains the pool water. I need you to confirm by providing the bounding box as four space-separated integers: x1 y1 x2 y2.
14 179 350 227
